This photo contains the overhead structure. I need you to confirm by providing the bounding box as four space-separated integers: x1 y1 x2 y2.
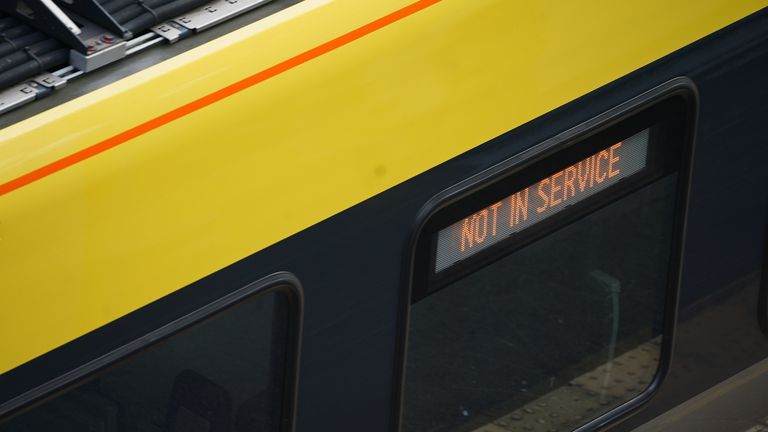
0 0 275 115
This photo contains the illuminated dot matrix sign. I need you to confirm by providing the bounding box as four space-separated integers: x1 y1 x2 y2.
434 129 650 273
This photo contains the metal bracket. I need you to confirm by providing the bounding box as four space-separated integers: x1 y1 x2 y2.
0 73 68 115
69 39 127 72
150 21 189 44
176 0 274 32
32 72 66 90
0 84 37 116
151 0 274 43
67 15 127 72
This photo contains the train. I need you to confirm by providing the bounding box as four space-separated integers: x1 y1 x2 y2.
1 0 768 431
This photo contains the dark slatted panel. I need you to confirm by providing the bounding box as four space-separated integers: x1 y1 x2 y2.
0 13 68 90
97 0 211 34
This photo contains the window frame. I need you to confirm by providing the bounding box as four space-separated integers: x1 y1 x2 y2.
393 78 697 432
0 271 303 432
760 225 768 337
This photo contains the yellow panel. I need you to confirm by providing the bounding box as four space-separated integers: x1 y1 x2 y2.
0 0 765 374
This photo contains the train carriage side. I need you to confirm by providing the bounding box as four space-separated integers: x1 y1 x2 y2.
0 1 767 431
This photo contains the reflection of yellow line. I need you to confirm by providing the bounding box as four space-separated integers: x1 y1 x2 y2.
473 339 661 432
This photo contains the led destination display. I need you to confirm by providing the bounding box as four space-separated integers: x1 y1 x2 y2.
434 129 650 272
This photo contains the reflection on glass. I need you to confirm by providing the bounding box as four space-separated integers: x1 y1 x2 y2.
1 290 291 432
404 176 677 432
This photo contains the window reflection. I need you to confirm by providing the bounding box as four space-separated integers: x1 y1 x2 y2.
1 290 292 432
404 176 676 432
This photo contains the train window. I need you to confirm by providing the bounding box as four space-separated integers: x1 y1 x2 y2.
0 275 301 432
399 87 693 432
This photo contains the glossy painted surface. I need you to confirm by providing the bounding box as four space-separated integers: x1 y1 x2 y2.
0 0 764 377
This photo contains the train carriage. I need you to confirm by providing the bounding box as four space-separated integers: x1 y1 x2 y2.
1 1 768 431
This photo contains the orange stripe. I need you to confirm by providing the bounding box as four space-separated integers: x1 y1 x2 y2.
0 0 441 198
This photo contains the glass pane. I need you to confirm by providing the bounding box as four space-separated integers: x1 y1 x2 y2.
404 175 677 432
0 289 292 432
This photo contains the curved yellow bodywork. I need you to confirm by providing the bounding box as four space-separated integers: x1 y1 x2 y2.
0 0 764 374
